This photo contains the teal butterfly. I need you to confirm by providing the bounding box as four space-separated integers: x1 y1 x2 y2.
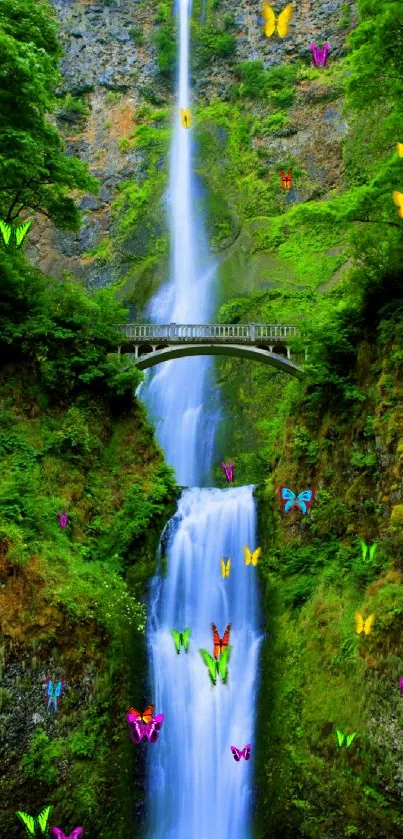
359 540 377 563
15 805 53 836
171 628 191 654
199 647 231 686
336 729 356 749
0 219 33 247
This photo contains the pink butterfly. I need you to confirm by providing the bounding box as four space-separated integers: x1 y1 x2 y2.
58 512 68 528
399 677 403 697
51 830 84 839
231 744 251 761
309 43 330 67
126 711 165 744
221 460 234 482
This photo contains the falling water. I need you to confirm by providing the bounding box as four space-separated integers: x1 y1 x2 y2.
140 0 216 488
139 0 263 836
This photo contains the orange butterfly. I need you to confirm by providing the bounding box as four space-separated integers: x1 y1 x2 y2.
127 704 155 723
212 623 231 660
280 168 292 189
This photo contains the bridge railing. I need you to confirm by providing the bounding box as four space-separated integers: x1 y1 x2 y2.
116 323 298 342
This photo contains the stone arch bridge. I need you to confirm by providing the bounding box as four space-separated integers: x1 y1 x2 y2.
116 323 305 378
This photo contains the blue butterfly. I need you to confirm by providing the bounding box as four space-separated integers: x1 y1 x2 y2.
279 486 315 514
45 677 64 712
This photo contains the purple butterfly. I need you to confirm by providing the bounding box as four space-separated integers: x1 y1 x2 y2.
231 744 251 761
399 677 403 697
309 43 330 67
58 511 68 528
51 829 84 839
126 711 165 744
221 460 234 482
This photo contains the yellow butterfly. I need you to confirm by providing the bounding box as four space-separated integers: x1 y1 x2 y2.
244 546 261 566
396 142 403 157
262 2 293 38
221 558 231 578
354 611 375 635
180 108 191 128
392 191 403 217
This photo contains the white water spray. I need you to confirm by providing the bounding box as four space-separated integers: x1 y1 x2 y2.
139 0 262 836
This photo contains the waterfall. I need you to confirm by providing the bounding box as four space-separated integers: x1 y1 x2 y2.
138 0 263 836
140 0 216 488
146 488 262 839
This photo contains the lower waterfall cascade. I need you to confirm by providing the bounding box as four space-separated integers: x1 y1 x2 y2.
145 487 262 838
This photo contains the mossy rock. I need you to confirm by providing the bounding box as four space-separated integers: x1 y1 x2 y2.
390 504 403 524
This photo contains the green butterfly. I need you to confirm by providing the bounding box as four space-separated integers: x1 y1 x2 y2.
171 628 191 654
0 219 33 247
15 805 53 836
359 540 377 563
336 729 357 749
199 647 231 686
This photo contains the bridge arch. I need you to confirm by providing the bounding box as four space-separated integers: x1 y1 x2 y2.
128 343 304 378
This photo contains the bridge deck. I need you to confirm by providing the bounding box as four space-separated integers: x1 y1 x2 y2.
117 322 298 344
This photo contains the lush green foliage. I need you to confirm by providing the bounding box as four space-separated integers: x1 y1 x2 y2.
0 0 97 227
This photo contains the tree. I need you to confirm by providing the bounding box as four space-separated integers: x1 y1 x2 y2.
0 0 98 228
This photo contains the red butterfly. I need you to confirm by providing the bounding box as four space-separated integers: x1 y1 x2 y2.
212 623 231 660
127 704 155 724
280 168 292 189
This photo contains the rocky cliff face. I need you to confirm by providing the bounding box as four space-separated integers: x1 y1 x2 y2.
29 0 357 310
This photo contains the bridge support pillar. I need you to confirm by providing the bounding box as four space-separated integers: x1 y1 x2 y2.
269 346 274 353
118 345 121 356
286 346 291 360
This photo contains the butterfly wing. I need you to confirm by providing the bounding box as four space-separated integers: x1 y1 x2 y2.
221 558 226 577
199 648 217 685
69 830 84 839
222 623 231 649
231 746 242 761
369 543 377 562
0 219 12 245
141 704 155 724
171 629 181 654
392 191 403 218
55 680 63 697
297 488 315 513
50 830 66 839
320 43 330 65
336 729 344 748
359 539 368 561
182 628 191 652
252 547 261 566
354 612 364 634
16 812 36 836
262 2 276 37
185 108 191 127
397 142 403 157
212 623 221 659
399 677 403 695
228 460 234 480
226 559 231 577
144 721 160 743
217 646 231 683
346 732 356 748
37 805 53 834
244 546 252 566
279 486 297 512
15 220 33 246
309 43 319 66
243 744 251 760
364 614 375 635
276 2 293 37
